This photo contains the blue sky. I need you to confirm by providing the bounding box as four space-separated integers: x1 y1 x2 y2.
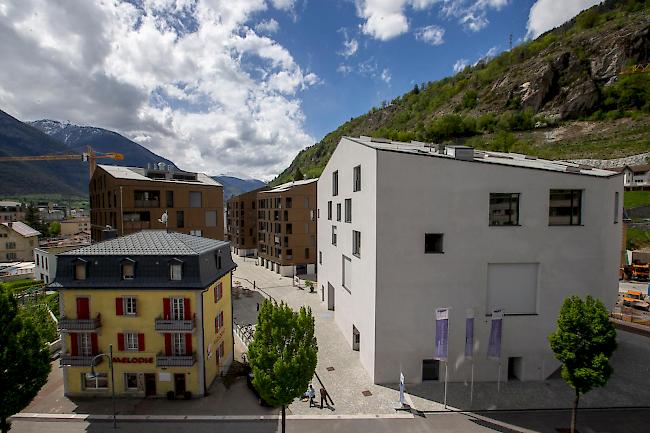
0 0 600 179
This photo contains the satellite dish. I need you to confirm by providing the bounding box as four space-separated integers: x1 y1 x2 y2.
158 210 168 227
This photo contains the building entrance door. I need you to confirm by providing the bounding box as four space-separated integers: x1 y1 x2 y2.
352 326 360 351
144 374 156 396
174 374 186 395
327 283 335 311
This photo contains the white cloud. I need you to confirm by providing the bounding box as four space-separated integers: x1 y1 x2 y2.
453 58 469 73
255 18 280 33
338 28 359 57
526 0 600 39
380 68 391 84
0 0 317 180
271 0 295 11
337 64 353 76
415 25 445 45
355 0 410 41
442 0 509 32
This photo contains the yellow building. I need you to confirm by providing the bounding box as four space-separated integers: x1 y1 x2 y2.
53 230 235 398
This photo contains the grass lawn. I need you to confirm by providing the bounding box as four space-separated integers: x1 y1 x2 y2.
625 191 650 209
627 227 650 250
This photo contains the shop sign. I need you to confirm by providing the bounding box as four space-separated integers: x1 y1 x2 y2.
112 356 154 364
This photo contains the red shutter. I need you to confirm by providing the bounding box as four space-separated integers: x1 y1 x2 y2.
184 298 190 320
76 298 90 320
91 333 98 355
164 334 172 355
70 333 78 356
115 298 123 316
163 298 170 320
138 333 145 352
117 333 125 351
214 285 217 303
185 333 192 355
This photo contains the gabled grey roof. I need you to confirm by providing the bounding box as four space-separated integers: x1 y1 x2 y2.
59 230 228 256
1 221 40 237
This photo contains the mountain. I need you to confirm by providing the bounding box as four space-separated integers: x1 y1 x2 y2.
213 175 267 200
272 0 650 185
29 120 177 170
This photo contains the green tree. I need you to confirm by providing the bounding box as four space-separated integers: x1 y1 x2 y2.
293 167 304 181
0 288 51 433
47 221 61 238
549 295 617 433
24 202 41 233
247 300 318 433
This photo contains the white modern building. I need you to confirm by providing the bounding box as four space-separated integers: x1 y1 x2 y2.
34 245 85 284
317 136 622 385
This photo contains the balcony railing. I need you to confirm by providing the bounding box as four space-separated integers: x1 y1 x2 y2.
123 221 151 230
134 199 160 208
156 353 196 368
155 315 195 332
59 314 102 332
60 353 103 367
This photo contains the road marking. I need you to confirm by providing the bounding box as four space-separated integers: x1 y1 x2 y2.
13 412 415 421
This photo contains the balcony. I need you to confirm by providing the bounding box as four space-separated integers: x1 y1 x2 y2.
155 315 195 332
59 314 102 332
156 353 196 368
134 199 160 208
124 221 151 230
60 353 103 367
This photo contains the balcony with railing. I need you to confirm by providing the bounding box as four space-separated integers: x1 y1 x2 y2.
60 353 103 367
59 314 102 332
123 221 151 230
154 314 196 332
134 199 160 208
156 353 196 367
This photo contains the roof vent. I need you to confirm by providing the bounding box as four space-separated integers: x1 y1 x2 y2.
445 145 475 161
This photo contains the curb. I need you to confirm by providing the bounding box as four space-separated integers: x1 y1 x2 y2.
12 412 415 422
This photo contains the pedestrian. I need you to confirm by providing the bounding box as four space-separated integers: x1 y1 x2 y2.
319 387 331 409
308 384 316 407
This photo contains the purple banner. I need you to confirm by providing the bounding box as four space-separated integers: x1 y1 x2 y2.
487 310 503 360
434 308 449 361
465 317 474 360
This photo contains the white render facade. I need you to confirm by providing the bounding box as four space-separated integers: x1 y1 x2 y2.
317 136 623 385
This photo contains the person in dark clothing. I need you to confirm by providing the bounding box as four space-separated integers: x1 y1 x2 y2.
319 387 332 409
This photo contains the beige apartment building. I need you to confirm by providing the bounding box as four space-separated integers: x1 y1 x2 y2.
0 221 40 262
0 201 25 222
226 186 268 257
257 179 317 276
90 164 224 241
60 217 90 236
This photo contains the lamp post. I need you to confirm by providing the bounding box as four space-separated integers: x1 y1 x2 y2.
91 344 116 429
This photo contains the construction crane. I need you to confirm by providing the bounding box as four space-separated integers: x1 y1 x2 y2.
0 145 124 177
620 63 650 75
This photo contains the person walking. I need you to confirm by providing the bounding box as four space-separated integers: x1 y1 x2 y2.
308 384 316 408
319 387 331 409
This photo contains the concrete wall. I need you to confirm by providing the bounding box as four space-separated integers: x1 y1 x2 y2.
318 139 378 380
372 150 622 384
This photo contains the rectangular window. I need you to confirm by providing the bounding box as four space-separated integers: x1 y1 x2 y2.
285 197 292 208
332 226 337 245
75 262 87 280
166 191 174 208
189 191 202 208
176 211 184 228
172 333 186 355
549 189 582 226
171 298 185 320
170 263 182 280
214 282 223 302
124 297 137 315
305 248 310 259
425 233 444 254
353 165 361 192
353 230 361 257
327 201 332 220
489 193 520 226
79 333 92 356
614 191 619 223
125 373 139 390
319 251 322 264
215 311 224 333
122 263 135 280
345 199 352 223
206 211 217 227
286 223 292 234
333 171 339 196
190 229 202 236
336 203 341 221
83 372 108 390
125 332 138 351
342 255 351 292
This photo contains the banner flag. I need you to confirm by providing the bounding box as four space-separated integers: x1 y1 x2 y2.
434 308 449 361
488 309 504 360
399 372 405 405
465 308 475 360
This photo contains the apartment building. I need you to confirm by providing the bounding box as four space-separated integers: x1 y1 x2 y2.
318 136 622 385
0 221 40 262
0 201 25 222
34 244 88 285
617 164 650 190
226 186 268 257
90 164 223 242
60 217 90 236
257 179 317 276
53 230 235 398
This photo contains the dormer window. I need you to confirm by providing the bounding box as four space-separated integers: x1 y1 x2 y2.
169 259 183 281
73 258 87 280
121 258 135 280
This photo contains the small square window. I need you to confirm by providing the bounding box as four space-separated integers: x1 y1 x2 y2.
125 332 138 351
122 263 135 280
124 297 137 315
425 233 444 254
170 263 182 280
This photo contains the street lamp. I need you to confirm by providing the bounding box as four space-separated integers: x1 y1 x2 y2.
90 344 117 429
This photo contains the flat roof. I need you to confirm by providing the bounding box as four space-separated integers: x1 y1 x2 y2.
59 230 229 256
345 137 619 178
98 165 222 187
260 178 319 194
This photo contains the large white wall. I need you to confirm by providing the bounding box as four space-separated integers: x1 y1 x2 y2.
317 139 378 380
373 150 622 384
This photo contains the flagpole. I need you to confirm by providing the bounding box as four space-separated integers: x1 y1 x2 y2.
444 361 448 409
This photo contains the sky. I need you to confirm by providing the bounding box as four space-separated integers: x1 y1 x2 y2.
0 0 601 181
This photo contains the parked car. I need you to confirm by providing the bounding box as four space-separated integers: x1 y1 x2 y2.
247 372 272 407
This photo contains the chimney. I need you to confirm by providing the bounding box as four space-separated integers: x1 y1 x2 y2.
102 226 118 241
